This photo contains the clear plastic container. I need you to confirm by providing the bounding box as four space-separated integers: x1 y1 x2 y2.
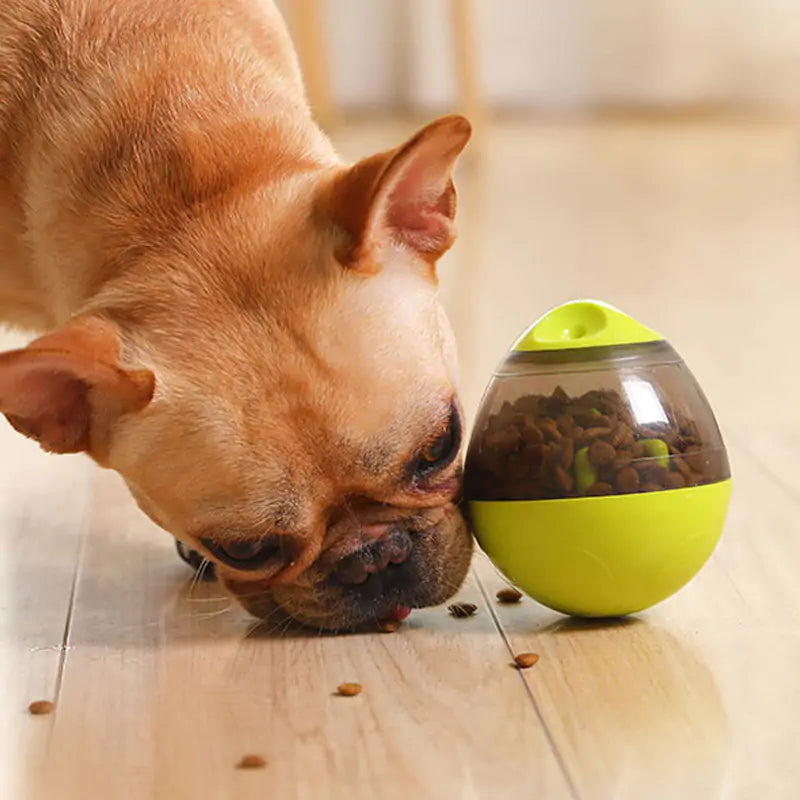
465 340 730 502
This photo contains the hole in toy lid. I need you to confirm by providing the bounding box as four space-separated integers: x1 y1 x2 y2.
568 324 587 339
533 302 607 346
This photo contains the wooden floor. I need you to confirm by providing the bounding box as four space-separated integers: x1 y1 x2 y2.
2 118 799 799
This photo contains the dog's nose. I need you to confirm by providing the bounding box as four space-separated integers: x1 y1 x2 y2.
332 528 413 588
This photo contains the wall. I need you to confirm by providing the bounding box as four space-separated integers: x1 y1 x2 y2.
278 0 800 112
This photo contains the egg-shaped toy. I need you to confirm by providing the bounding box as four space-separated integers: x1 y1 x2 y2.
464 300 732 617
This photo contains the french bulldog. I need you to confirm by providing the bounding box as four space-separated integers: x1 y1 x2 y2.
0 0 473 629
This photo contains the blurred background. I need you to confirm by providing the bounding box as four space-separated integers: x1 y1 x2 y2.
278 0 800 446
278 0 800 118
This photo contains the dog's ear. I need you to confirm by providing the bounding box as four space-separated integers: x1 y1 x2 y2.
321 114 471 270
0 318 154 457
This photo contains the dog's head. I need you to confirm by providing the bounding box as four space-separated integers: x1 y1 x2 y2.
0 116 473 628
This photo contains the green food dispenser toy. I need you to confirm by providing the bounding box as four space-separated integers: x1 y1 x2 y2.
464 300 732 617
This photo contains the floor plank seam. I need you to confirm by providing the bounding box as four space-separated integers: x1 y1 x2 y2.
473 563 582 800
46 491 91 750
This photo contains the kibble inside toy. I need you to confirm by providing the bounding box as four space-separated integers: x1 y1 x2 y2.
464 300 732 617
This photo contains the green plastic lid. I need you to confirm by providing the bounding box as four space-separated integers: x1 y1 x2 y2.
512 300 663 353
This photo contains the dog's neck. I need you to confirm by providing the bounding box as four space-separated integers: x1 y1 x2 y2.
0 0 336 332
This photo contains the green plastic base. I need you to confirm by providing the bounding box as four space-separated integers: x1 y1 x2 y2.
469 480 732 617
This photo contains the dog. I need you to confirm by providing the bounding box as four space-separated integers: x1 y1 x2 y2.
0 0 473 629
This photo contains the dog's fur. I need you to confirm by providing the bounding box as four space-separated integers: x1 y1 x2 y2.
0 0 473 628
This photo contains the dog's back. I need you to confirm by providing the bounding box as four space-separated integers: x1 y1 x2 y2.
0 0 333 328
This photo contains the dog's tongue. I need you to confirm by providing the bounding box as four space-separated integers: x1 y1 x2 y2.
387 606 411 622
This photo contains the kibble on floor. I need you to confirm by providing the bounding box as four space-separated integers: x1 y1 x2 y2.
337 683 362 696
514 653 540 669
237 754 267 770
496 588 523 603
448 602 478 618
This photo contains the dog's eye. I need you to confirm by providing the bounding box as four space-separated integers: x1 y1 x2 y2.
201 535 283 571
421 429 454 464
411 405 462 479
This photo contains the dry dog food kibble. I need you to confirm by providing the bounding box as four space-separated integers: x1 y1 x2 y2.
513 653 540 669
448 602 478 618
337 682 363 696
237 754 267 770
377 619 402 633
28 700 54 715
466 386 728 500
496 588 523 603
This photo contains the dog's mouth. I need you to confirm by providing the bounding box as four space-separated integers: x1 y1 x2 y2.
216 504 473 630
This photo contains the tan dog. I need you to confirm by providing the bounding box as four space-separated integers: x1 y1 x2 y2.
0 0 473 628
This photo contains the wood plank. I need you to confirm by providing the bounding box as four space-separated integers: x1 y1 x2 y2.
38 469 573 800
